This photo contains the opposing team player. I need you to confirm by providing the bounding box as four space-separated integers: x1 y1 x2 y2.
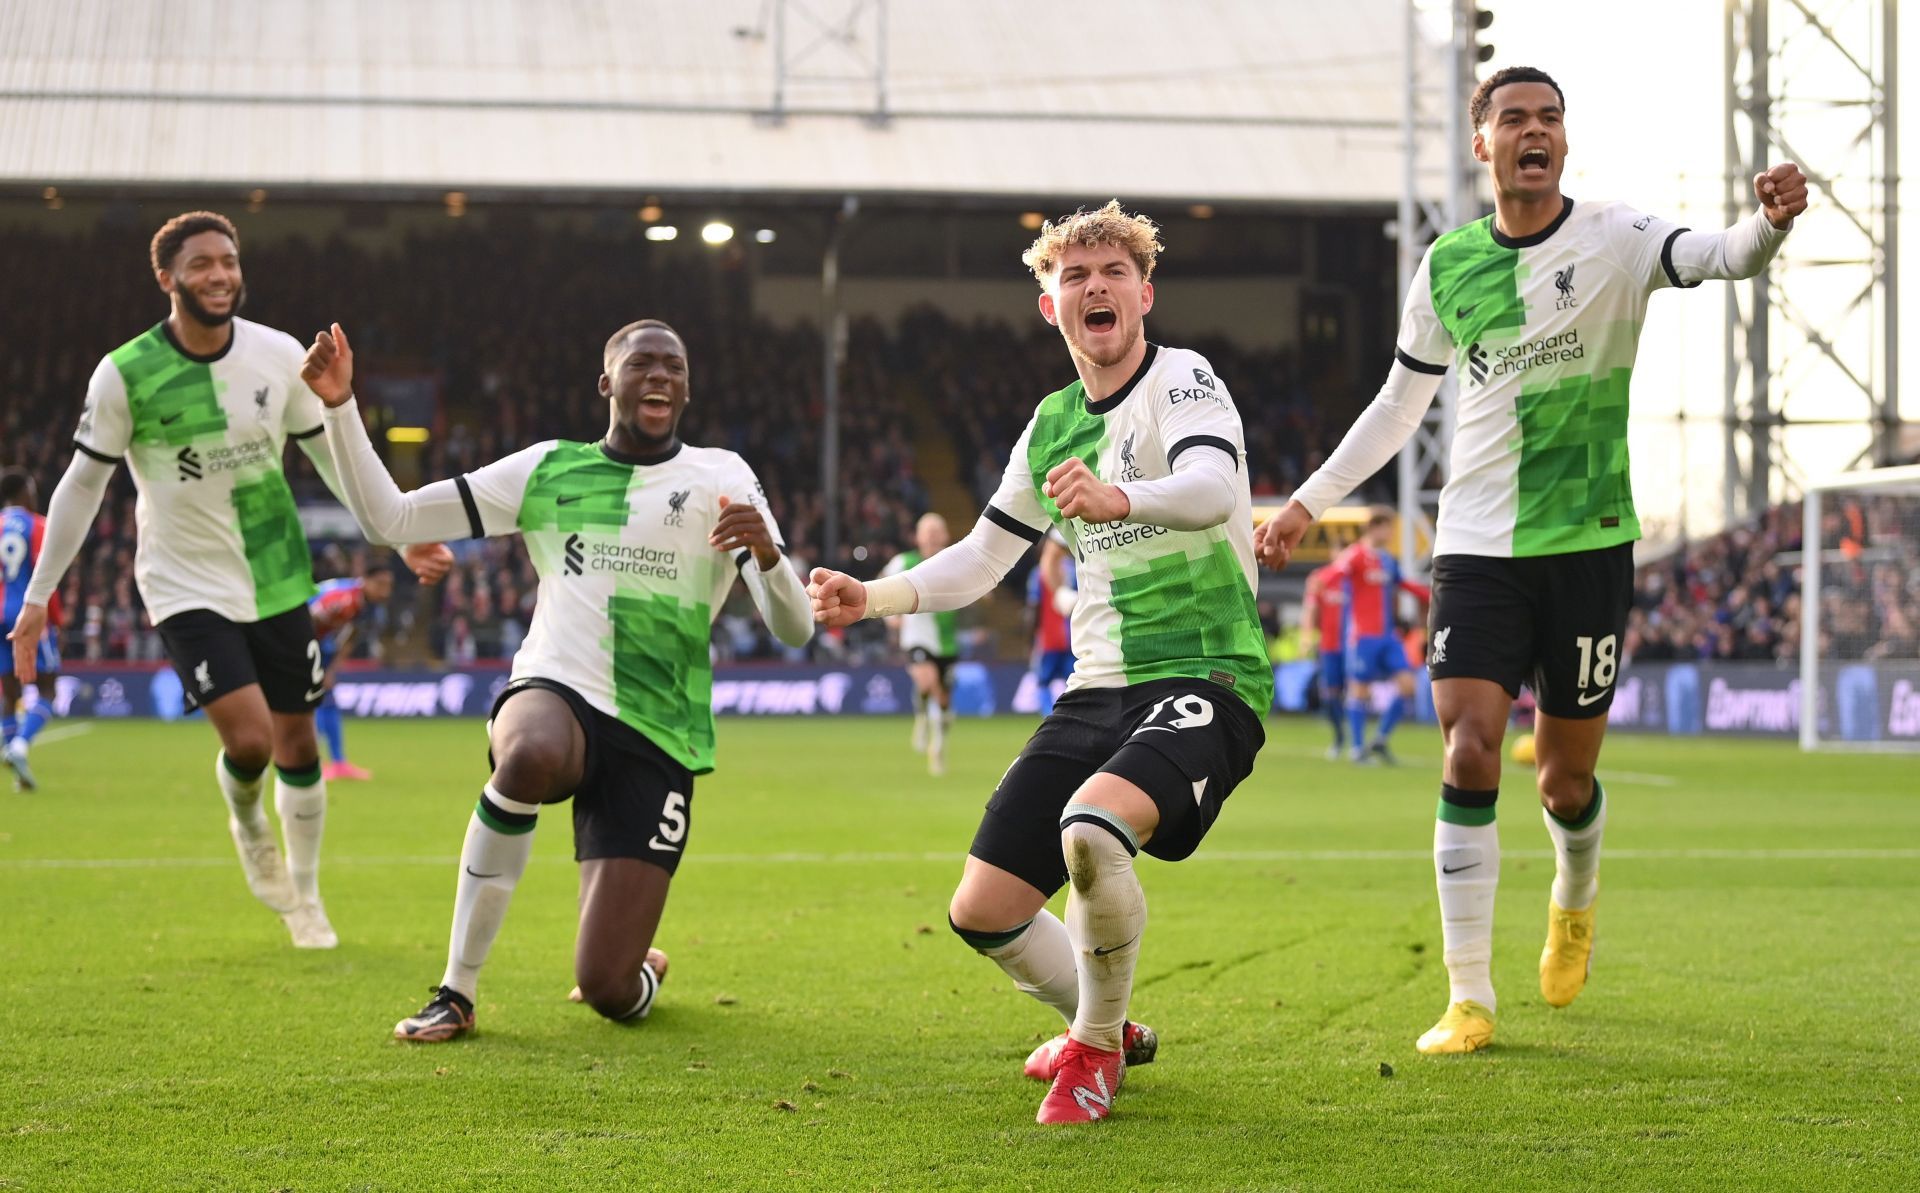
809 202 1270 1123
879 513 959 775
1026 532 1076 716
7 212 450 947
1299 561 1347 759
1324 509 1429 765
2 470 60 791
1258 67 1807 1053
308 564 396 781
300 318 814 1041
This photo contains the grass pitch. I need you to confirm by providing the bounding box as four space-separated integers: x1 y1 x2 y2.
1 714 1915 1190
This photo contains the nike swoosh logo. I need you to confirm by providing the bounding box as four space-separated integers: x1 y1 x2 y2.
1577 690 1610 706
648 837 682 853
555 495 584 505
1441 862 1480 874
1092 935 1138 957
464 867 502 878
304 687 327 702
294 811 322 821
1455 305 1477 320
160 412 185 424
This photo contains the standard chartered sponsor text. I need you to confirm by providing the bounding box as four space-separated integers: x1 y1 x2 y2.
1077 521 1170 554
1487 329 1584 380
591 541 679 579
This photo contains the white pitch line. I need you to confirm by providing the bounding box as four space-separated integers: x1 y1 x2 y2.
1262 746 1678 787
4 847 1918 871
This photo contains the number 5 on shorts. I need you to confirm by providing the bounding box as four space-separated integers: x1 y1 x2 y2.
649 792 688 854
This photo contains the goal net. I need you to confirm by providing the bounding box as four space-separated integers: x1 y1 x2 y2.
1800 463 1920 750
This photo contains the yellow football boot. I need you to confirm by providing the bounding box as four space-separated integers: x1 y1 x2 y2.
1415 1000 1495 1054
1540 898 1596 1008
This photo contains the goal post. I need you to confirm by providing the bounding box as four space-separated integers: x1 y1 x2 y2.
1799 463 1920 751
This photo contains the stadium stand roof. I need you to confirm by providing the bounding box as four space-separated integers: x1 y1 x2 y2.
0 0 1412 206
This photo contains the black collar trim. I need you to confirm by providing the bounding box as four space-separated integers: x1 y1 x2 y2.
600 438 683 466
1490 197 1575 249
160 318 236 364
1084 343 1160 415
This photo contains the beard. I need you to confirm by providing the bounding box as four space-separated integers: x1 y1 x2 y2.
1061 318 1139 371
176 280 246 328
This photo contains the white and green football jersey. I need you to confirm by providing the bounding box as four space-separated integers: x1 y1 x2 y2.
985 344 1272 715
1398 199 1712 558
73 319 322 624
459 440 781 774
880 549 959 657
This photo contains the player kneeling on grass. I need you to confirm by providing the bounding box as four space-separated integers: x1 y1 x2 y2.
1258 66 1806 1054
303 318 814 1041
811 202 1270 1124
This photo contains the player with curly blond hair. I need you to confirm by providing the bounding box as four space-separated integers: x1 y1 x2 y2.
809 200 1270 1123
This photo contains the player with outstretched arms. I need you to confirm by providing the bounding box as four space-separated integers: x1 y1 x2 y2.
1 469 61 791
1257 67 1808 1053
6 212 451 947
879 512 960 775
301 317 815 1041
810 202 1270 1123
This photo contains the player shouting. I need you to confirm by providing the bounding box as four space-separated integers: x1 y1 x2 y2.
810 202 1270 1123
1258 67 1807 1053
7 211 450 948
301 318 814 1041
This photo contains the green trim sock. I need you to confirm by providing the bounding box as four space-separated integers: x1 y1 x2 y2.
441 784 541 1000
274 763 327 906
216 750 269 828
953 911 1078 1027
1435 785 1500 1013
1544 778 1607 911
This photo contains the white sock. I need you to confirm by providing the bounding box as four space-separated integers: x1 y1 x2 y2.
1544 779 1607 911
274 765 328 906
963 909 1078 1026
1435 790 1500 1013
217 752 268 832
927 698 946 757
441 784 541 1000
1061 807 1146 1052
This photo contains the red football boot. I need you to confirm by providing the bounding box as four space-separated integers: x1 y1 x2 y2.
1035 1038 1125 1124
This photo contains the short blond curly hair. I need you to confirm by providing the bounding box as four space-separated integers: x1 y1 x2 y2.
1021 200 1163 287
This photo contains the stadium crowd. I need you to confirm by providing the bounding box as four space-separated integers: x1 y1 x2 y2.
6 221 1913 668
1627 491 1920 664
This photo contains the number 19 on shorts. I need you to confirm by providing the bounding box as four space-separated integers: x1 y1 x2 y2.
1574 634 1618 703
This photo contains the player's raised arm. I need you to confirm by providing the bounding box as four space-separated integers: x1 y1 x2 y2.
1623 163 1806 292
306 324 537 546
1257 251 1453 571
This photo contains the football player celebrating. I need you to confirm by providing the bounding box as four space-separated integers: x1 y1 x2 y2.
810 202 1270 1123
1258 67 1806 1053
8 212 450 948
302 318 813 1041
